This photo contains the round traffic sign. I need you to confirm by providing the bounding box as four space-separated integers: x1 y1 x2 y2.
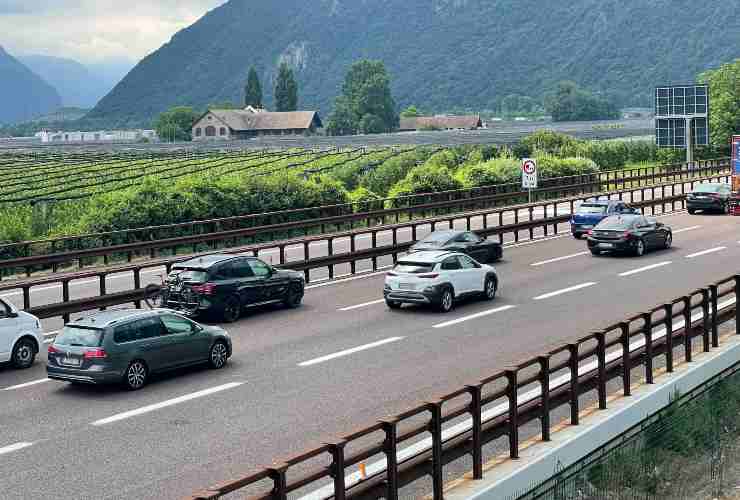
522 159 536 174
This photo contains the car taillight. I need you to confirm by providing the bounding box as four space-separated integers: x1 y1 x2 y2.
418 273 439 279
587 230 593 236
48 345 60 354
387 271 398 277
623 230 633 238
192 283 216 295
83 348 107 359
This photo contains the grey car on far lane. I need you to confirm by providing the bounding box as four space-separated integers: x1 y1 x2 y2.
47 309 232 390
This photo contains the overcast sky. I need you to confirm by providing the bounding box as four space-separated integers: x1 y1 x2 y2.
0 0 227 64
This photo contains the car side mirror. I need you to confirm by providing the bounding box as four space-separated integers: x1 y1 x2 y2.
6 304 18 318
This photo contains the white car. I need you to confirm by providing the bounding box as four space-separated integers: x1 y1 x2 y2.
383 251 499 312
0 298 44 369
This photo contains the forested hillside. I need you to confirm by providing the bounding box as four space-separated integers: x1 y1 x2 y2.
0 46 62 125
87 0 739 127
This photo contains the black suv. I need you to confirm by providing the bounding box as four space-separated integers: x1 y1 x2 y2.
161 254 305 322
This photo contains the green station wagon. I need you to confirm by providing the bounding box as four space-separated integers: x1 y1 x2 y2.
47 309 232 390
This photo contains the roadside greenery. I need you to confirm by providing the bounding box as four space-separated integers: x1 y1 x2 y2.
699 59 740 149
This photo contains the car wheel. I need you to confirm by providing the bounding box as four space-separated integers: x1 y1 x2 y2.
438 288 454 313
483 277 497 300
209 341 229 369
124 360 148 391
222 296 241 323
386 299 401 310
688 208 696 215
635 239 645 257
11 338 36 369
664 233 673 249
283 283 304 308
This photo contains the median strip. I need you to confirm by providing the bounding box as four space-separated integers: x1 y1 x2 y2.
298 337 404 367
91 382 244 426
432 305 516 329
533 282 597 300
686 246 727 259
618 261 672 277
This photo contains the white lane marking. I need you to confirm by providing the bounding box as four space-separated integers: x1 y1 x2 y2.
91 382 244 426
338 299 386 311
298 337 404 367
531 251 589 267
685 246 727 259
533 282 597 300
299 295 738 500
432 305 516 329
304 268 391 290
3 378 51 391
502 233 567 248
0 442 34 456
673 225 701 234
618 261 672 277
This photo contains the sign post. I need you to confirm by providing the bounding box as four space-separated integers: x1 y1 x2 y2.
522 158 538 204
732 135 740 191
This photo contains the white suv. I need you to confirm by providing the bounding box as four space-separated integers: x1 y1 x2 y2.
384 251 499 312
0 297 44 369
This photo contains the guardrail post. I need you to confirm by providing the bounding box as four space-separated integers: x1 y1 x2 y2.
466 384 483 479
683 296 693 362
642 313 654 384
505 369 519 459
709 284 719 348
99 274 107 311
62 280 70 324
620 322 631 396
701 288 711 352
538 356 550 441
380 419 399 500
427 400 444 500
133 269 141 308
22 286 30 310
567 344 579 425
303 241 310 262
595 332 607 410
326 441 347 500
735 276 740 336
371 232 378 271
267 463 288 500
279 245 285 265
350 236 356 274
664 304 674 373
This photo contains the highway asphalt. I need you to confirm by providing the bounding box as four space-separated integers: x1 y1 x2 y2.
1 207 739 499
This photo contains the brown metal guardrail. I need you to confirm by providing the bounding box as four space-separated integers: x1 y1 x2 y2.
1 168 732 323
180 275 740 500
0 158 729 276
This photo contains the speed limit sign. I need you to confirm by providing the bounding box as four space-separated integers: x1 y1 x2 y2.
522 158 538 188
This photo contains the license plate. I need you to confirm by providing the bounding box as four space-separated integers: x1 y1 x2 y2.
399 283 415 290
61 357 80 367
599 243 614 248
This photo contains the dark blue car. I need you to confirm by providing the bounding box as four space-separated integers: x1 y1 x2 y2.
570 198 639 239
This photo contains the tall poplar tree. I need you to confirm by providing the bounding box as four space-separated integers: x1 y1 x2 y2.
274 62 298 112
244 67 263 108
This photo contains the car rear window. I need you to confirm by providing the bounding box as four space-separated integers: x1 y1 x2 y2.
169 267 208 283
394 262 435 274
54 326 104 347
692 184 722 193
576 204 607 214
419 232 453 245
596 217 635 230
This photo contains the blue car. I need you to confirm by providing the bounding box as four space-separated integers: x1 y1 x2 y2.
570 198 639 239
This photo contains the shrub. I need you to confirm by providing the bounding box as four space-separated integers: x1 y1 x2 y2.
455 158 521 187
387 164 463 201
360 150 430 195
348 187 384 212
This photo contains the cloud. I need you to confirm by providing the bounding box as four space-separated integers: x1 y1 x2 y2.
0 0 227 63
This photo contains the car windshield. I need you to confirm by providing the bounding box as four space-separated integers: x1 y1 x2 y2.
576 204 608 214
169 268 208 283
692 184 722 193
418 232 454 245
394 262 435 274
54 326 104 347
595 217 635 230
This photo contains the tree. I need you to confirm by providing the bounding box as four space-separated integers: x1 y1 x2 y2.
544 81 620 122
153 106 197 142
699 59 740 148
244 67 263 108
274 62 298 112
326 60 398 135
400 105 421 118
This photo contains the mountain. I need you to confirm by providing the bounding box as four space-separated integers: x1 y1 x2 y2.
87 0 740 127
0 46 62 125
20 55 117 108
